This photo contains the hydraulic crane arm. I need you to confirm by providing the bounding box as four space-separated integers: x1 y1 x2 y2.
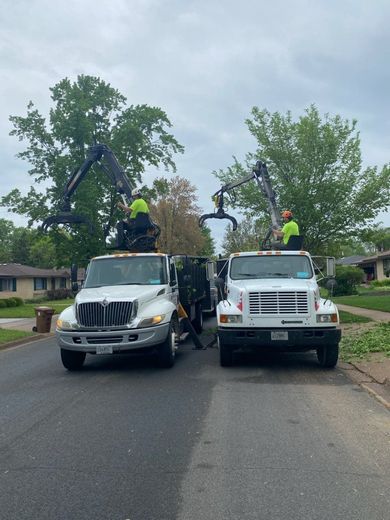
41 144 133 232
199 161 282 244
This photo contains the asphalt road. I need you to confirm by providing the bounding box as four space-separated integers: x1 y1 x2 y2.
1 319 389 520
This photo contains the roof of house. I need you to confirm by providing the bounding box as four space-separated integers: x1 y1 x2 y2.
0 264 69 278
336 255 367 265
357 249 390 264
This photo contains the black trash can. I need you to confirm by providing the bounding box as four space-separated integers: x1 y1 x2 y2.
34 306 55 333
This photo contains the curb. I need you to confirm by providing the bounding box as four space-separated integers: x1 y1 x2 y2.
0 333 54 352
340 362 390 410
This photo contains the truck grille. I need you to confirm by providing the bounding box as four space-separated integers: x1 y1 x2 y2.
249 291 309 315
77 301 132 328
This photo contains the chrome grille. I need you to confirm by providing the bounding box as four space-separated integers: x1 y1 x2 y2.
77 301 132 327
249 291 309 315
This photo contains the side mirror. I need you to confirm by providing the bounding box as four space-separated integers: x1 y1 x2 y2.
71 263 78 284
206 261 215 281
326 278 337 291
72 282 79 293
326 257 336 278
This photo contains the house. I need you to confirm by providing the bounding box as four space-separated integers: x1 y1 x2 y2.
356 250 390 282
0 264 70 300
336 255 367 267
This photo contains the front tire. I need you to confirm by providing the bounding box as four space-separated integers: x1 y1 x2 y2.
219 336 233 367
317 343 339 368
157 321 177 368
61 349 86 371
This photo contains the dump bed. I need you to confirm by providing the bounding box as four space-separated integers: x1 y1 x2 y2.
174 256 208 306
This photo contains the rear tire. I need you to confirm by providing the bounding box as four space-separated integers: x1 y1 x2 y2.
193 303 203 334
61 349 86 371
157 321 176 368
219 336 233 367
317 343 339 368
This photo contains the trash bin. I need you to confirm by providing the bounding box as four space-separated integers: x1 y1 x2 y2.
33 306 55 333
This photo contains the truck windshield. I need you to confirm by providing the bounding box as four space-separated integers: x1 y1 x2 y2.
230 255 313 280
84 256 167 288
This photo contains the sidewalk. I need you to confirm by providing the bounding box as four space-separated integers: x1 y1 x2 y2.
336 304 390 409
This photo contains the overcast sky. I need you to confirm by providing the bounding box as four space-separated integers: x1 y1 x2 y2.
1 0 389 250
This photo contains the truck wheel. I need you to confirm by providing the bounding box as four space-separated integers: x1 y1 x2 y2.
60 349 86 371
157 321 176 368
218 336 233 367
317 343 339 368
193 303 203 334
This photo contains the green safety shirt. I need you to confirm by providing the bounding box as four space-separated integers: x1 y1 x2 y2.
282 220 299 244
129 198 149 219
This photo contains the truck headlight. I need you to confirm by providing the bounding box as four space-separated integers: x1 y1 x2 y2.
316 314 338 323
220 314 243 324
57 319 75 330
138 314 166 328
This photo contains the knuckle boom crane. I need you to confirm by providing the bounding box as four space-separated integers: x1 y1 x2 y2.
199 161 282 249
41 143 160 252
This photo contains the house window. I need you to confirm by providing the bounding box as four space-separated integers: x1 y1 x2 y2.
34 278 47 291
0 278 17 292
384 258 390 277
60 277 67 288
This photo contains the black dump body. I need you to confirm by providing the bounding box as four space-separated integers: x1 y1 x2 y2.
174 256 209 308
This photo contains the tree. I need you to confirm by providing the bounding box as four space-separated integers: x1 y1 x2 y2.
360 226 390 254
214 105 390 255
2 75 184 266
221 216 265 256
0 219 15 263
148 176 212 255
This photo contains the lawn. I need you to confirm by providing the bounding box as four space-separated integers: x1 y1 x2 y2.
0 328 35 344
333 295 390 313
339 311 371 324
340 322 390 360
0 300 74 319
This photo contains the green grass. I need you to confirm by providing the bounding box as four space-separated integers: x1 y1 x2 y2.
333 295 390 312
0 301 73 319
339 311 372 324
0 328 35 344
340 322 390 360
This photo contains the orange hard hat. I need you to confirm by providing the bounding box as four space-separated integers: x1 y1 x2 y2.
281 210 293 218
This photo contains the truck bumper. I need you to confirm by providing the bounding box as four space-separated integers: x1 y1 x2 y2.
56 322 170 353
218 327 341 351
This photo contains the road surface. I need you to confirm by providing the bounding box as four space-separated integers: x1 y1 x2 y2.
1 322 389 519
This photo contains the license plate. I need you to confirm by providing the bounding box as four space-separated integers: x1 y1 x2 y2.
271 331 288 341
96 345 113 355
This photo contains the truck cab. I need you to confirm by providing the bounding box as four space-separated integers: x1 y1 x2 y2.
216 250 341 368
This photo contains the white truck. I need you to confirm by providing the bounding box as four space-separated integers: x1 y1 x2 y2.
56 253 215 370
216 250 341 368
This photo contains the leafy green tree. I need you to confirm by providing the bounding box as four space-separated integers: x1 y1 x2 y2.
214 105 390 254
360 226 390 254
222 216 265 256
2 75 184 266
0 219 15 262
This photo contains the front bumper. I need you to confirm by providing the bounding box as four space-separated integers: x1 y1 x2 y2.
56 322 170 353
218 327 341 351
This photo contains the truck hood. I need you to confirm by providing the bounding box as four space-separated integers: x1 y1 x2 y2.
232 278 317 291
76 285 165 303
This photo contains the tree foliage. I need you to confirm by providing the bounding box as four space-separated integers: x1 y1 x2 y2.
148 176 214 255
221 216 265 256
2 75 184 266
214 105 390 255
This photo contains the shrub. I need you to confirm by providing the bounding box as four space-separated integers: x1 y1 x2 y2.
12 297 24 306
46 288 73 300
333 265 365 296
0 300 7 308
371 279 390 288
5 297 18 307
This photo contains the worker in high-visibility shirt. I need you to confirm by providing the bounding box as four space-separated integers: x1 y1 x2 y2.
272 210 299 248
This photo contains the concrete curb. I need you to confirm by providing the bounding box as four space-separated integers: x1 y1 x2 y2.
340 362 390 410
0 333 54 352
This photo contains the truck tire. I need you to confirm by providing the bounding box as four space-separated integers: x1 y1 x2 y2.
157 321 176 368
218 336 233 367
193 303 203 334
60 349 86 371
317 343 339 368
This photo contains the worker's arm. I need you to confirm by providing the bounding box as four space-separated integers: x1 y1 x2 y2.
117 201 133 215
